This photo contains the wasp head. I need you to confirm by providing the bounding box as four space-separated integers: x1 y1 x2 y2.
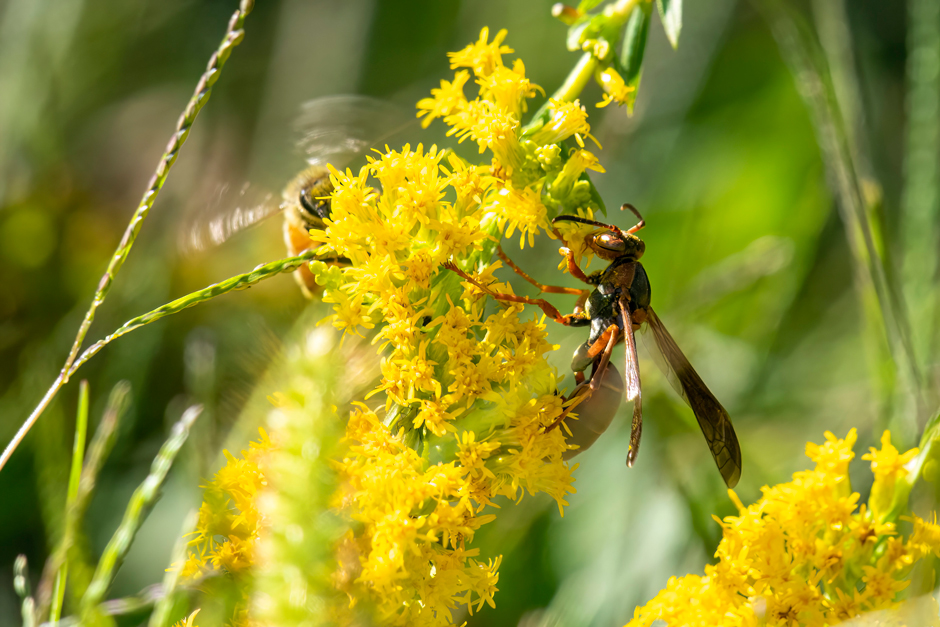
589 229 645 261
553 203 647 261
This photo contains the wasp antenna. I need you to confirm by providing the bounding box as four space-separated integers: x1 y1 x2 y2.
554 214 631 241
620 203 646 234
552 215 614 230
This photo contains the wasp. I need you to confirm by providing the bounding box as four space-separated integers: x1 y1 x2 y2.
445 204 742 488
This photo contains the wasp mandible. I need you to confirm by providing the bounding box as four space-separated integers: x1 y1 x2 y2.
444 204 742 488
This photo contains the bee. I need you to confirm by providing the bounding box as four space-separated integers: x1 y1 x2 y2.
445 204 742 488
179 96 411 297
280 165 336 297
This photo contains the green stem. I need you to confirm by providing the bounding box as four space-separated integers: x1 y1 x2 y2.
0 0 254 474
556 52 600 103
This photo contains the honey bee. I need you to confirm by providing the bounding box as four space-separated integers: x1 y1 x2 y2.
280 165 335 297
180 96 411 297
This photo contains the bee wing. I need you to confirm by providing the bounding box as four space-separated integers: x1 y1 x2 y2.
294 95 414 167
178 182 282 255
641 307 742 488
180 97 411 255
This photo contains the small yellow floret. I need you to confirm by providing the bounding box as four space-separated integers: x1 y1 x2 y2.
448 27 513 77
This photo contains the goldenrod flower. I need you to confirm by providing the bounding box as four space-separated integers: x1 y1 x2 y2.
627 430 938 627
417 71 471 128
448 27 513 78
184 28 608 626
863 430 919 522
527 99 593 147
596 66 636 109
180 429 273 581
171 609 200 627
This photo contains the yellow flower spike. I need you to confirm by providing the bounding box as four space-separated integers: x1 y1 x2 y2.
862 431 919 523
448 27 513 77
264 29 595 623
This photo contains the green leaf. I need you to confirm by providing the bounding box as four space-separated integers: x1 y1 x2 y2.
617 2 652 113
656 0 682 49
620 3 651 82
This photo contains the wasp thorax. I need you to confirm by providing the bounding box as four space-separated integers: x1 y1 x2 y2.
590 231 645 260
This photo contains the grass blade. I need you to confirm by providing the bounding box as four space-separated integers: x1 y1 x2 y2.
0 0 254 474
901 0 940 397
50 380 90 623
15 555 37 627
148 509 198 627
36 382 132 618
79 405 201 622
68 249 319 376
757 0 924 429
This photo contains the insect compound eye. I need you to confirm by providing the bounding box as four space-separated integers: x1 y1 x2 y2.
594 232 626 253
299 187 332 221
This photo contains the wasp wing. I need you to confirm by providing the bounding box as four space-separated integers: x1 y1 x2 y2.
642 307 742 488
619 298 644 468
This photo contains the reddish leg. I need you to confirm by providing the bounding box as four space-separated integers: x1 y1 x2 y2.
546 324 620 431
444 262 585 325
559 247 593 284
496 246 589 297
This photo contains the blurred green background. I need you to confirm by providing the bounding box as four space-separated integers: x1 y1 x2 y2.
1 0 935 625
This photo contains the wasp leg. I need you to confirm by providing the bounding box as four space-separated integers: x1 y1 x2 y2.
546 324 620 432
558 247 597 285
444 261 582 324
618 296 643 468
496 246 590 297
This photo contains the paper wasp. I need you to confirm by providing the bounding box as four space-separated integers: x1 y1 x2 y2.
445 204 742 488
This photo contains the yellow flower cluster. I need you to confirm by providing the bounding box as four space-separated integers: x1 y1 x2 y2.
180 429 274 581
181 27 609 626
303 28 608 625
627 430 940 627
417 27 605 250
